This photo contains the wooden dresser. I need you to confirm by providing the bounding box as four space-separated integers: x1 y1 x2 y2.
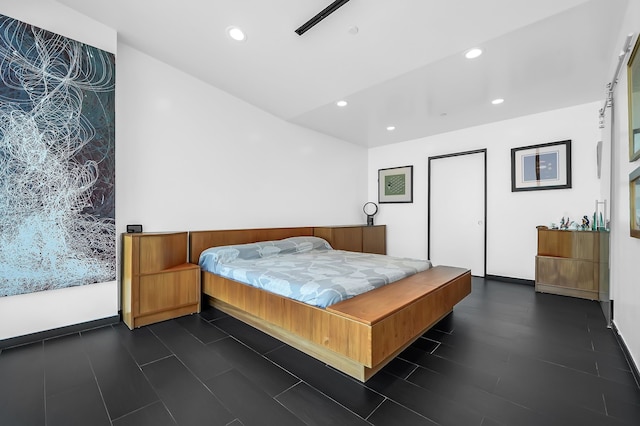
535 228 609 300
121 232 201 329
313 225 386 254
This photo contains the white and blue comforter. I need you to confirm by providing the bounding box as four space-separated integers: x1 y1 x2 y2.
198 236 431 308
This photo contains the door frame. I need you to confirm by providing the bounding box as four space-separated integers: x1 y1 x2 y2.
427 149 487 276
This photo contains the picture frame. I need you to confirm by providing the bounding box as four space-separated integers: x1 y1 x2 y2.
628 35 640 161
378 165 413 203
511 140 571 192
630 166 640 239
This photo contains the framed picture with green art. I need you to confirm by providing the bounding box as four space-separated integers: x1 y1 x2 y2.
378 165 413 203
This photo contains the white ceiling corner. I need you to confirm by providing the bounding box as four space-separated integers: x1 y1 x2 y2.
54 0 629 147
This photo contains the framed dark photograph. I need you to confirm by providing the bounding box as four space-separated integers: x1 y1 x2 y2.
628 34 640 161
630 166 640 239
378 165 413 203
511 140 571 192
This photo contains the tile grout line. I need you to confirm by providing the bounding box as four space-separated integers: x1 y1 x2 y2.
272 379 303 400
78 330 114 425
148 325 244 422
364 396 388 423
178 314 313 420
270 356 372 424
41 340 47 426
109 400 165 424
404 364 419 381
122 326 179 425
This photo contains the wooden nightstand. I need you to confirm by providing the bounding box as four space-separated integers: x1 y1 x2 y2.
121 232 201 329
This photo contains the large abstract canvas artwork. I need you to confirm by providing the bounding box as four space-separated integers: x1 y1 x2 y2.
0 15 116 297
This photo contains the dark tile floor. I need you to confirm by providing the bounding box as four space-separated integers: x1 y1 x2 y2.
1 277 639 426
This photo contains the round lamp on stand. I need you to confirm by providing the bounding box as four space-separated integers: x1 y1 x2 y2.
363 202 378 226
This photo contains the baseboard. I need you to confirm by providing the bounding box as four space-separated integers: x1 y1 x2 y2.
611 321 640 390
485 274 534 286
0 315 120 350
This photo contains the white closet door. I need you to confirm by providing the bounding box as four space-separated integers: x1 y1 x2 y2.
429 152 485 276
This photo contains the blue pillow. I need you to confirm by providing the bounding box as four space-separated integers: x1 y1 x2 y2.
282 236 332 252
198 236 332 273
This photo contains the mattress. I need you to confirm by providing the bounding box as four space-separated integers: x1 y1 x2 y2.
198 236 431 308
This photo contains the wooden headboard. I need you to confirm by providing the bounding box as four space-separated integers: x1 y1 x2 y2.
188 227 314 264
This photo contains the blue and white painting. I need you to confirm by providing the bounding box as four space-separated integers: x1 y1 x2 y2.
523 152 558 182
0 15 116 297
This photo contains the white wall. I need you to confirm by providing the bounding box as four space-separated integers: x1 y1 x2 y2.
609 0 640 374
1 2 367 341
368 102 602 280
0 0 118 341
116 44 367 234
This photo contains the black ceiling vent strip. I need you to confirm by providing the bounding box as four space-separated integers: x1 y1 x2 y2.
295 0 351 36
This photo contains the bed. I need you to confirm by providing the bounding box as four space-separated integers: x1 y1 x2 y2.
189 227 471 382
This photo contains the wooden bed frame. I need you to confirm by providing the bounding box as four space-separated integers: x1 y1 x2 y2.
189 227 471 382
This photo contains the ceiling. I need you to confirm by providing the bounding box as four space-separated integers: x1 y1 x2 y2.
55 0 629 147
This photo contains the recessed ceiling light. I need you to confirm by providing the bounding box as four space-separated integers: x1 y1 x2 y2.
336 100 348 107
491 98 504 105
464 48 482 59
226 26 247 42
386 126 396 131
